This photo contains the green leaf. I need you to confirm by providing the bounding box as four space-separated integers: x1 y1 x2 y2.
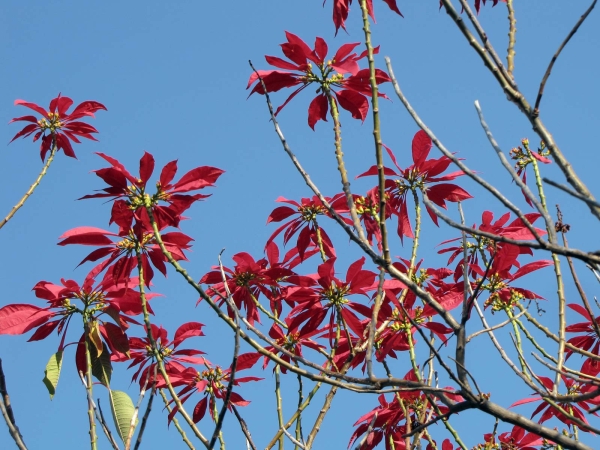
42 351 63 400
109 390 137 444
91 345 112 387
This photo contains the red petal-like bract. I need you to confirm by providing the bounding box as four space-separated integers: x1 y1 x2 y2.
0 304 54 335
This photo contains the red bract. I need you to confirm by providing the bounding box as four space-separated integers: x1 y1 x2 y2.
200 251 302 325
58 224 193 287
470 244 552 313
565 303 600 376
349 370 462 450
118 323 206 386
438 210 546 281
287 257 376 339
232 321 326 375
0 273 145 386
0 274 142 347
248 32 390 128
167 359 262 424
326 0 403 34
372 261 457 362
81 152 224 231
9 94 106 161
266 195 348 261
512 376 600 431
478 425 544 450
358 131 472 242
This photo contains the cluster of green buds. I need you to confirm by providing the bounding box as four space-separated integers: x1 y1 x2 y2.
37 111 63 133
146 343 173 360
276 332 300 351
509 138 550 169
323 282 350 307
116 230 154 252
355 193 386 222
389 306 425 333
197 366 226 393
481 275 524 312
396 170 424 192
235 271 257 288
299 204 325 223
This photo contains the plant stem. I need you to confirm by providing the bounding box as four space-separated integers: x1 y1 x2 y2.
159 389 195 450
135 245 209 447
358 0 391 263
84 325 98 450
0 142 57 231
323 88 367 246
275 366 285 449
506 0 516 75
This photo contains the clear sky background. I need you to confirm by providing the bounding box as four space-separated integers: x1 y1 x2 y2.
1 1 599 449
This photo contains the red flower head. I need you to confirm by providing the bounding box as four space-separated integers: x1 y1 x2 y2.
81 152 224 232
166 357 262 424
358 131 472 243
248 32 390 128
266 195 350 261
9 94 106 161
120 322 207 386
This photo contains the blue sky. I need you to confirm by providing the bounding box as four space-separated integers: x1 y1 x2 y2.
1 1 599 448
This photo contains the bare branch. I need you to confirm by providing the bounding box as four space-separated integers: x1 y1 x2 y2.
534 0 597 114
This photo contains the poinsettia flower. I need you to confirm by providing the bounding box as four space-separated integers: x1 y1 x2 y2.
0 271 152 387
286 257 376 339
9 93 106 161
471 244 552 313
371 260 457 363
81 152 224 231
511 375 600 431
480 425 544 450
58 224 193 287
565 303 600 376
358 131 472 243
116 322 207 386
510 138 552 207
165 358 262 424
200 251 307 325
438 210 546 281
349 370 462 450
325 0 403 34
248 32 390 128
266 195 349 261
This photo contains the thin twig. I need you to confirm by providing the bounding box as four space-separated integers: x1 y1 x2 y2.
506 0 516 76
78 373 120 450
0 358 25 445
440 0 600 222
208 252 242 450
231 405 257 450
0 145 57 231
158 389 195 450
282 426 306 449
455 0 516 89
133 380 156 450
534 0 597 114
125 367 152 450
358 0 391 263
466 310 526 342
543 177 600 209
385 57 546 247
0 358 26 450
473 100 555 241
